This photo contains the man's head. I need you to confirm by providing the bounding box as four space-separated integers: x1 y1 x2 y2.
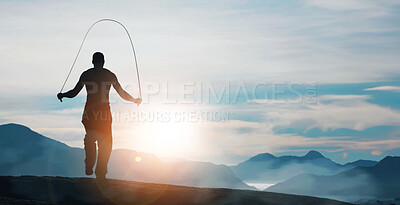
92 52 105 67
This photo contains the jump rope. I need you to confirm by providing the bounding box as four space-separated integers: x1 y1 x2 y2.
59 19 142 99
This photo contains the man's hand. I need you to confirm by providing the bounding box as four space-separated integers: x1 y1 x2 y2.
133 98 142 106
57 93 64 102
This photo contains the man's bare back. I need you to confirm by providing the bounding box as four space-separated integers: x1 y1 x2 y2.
59 68 139 106
57 52 141 179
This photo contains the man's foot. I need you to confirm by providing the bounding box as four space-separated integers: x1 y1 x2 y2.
96 174 106 180
95 175 108 188
85 167 93 175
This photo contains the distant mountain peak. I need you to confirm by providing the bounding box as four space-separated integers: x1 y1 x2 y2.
0 123 36 139
248 153 276 161
1 123 30 129
0 123 34 135
303 150 325 159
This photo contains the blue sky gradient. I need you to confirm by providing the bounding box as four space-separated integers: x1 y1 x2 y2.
1 0 400 165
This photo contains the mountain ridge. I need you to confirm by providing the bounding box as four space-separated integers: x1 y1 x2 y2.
230 150 354 184
0 123 253 190
343 159 378 168
266 156 400 202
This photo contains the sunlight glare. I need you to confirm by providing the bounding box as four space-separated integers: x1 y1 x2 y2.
135 156 142 162
142 121 198 158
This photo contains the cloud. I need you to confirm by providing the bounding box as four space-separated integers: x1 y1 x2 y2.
318 95 371 101
371 150 382 156
264 95 400 131
2 0 400 166
1 0 400 96
307 0 385 11
2 92 400 165
343 152 348 159
364 86 400 92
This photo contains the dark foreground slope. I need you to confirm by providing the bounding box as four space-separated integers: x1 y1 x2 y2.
0 176 352 205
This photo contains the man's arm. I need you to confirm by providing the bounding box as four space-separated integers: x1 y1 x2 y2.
57 73 85 102
111 73 141 104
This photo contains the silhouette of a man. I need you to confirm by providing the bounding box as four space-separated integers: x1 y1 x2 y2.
57 52 141 179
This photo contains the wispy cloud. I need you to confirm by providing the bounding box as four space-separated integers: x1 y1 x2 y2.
318 95 371 101
2 92 399 165
1 0 400 95
307 0 387 12
371 150 382 156
249 94 400 131
364 86 400 92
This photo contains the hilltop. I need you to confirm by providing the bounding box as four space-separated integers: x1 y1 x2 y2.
0 175 352 205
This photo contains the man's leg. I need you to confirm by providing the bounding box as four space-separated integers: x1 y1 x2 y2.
84 130 97 175
95 130 112 178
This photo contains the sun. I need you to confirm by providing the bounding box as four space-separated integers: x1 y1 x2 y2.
141 121 199 157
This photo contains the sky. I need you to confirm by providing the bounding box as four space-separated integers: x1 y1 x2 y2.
1 0 400 165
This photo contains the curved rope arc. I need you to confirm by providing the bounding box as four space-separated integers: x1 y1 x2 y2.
59 18 142 98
